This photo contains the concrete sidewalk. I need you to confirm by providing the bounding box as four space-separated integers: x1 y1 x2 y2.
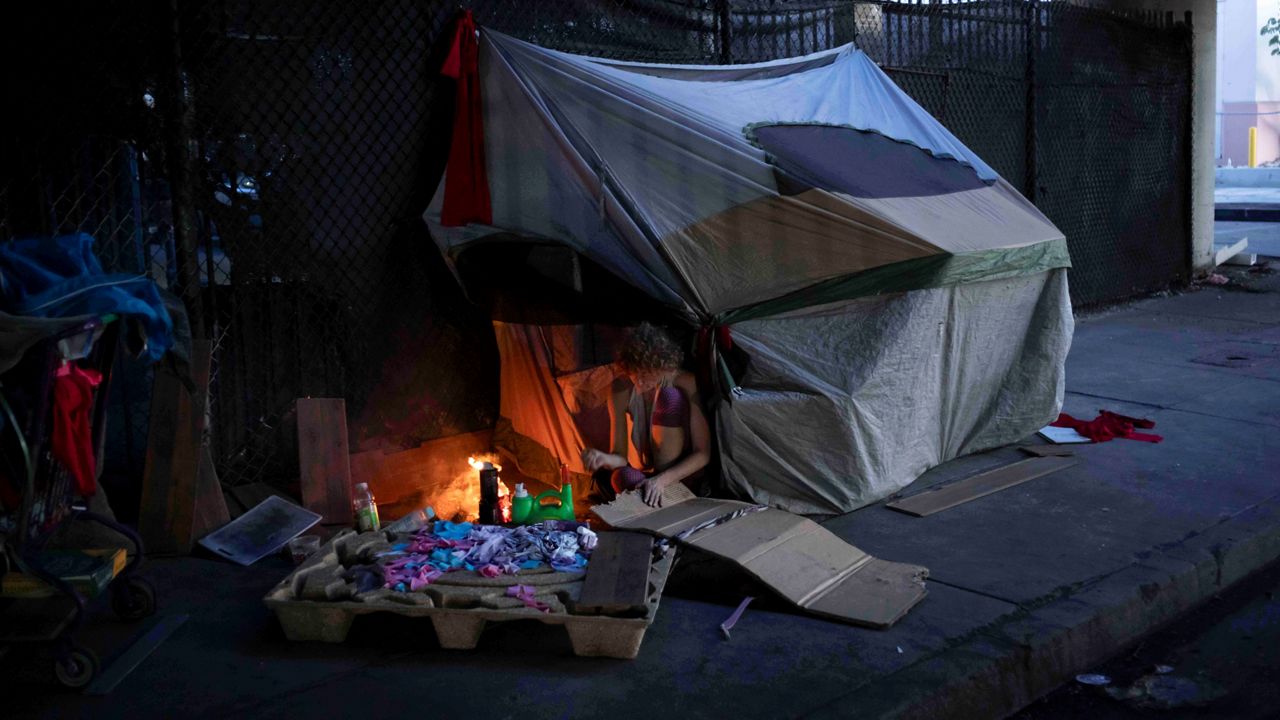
9 272 1280 720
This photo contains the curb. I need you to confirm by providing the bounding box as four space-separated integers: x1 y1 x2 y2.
1215 205 1280 222
802 493 1280 720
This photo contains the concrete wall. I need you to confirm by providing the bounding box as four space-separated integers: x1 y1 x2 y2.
1217 0 1280 166
1218 0 1258 106
1102 0 1216 272
1223 99 1280 164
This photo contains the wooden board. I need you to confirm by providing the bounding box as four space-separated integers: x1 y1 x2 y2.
348 429 493 520
137 343 211 555
229 482 296 514
190 445 230 540
1020 444 1076 458
296 398 353 524
886 456 1078 518
575 531 653 616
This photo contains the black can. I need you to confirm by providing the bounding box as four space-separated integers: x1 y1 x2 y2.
478 465 500 524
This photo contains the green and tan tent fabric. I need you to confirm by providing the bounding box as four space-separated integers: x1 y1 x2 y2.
425 30 1072 514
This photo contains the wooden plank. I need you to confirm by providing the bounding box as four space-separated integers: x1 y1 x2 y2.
229 482 296 513
137 343 211 555
296 398 352 524
223 489 247 519
190 445 229 540
348 429 493 521
886 457 1078 518
1020 444 1076 458
575 531 652 616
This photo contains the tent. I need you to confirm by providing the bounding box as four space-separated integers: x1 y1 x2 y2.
423 20 1073 515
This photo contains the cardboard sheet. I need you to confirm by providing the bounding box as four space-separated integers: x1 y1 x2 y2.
593 485 928 628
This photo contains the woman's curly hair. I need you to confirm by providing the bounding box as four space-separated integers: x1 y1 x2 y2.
616 322 683 373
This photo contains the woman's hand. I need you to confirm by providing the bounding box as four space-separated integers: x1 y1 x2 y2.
639 475 669 507
581 448 626 472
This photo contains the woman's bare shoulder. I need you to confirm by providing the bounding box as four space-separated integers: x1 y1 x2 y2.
673 370 699 395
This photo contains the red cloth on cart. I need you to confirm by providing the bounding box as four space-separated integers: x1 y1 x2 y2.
440 10 492 227
1050 410 1162 444
52 363 102 496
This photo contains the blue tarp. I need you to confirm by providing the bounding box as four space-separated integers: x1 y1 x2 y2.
0 233 173 362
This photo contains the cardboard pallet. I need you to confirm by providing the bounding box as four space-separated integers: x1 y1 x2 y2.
264 529 674 659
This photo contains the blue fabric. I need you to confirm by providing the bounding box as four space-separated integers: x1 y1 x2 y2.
0 233 172 362
432 521 473 540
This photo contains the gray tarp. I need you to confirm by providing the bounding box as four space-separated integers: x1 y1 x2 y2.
424 30 1073 513
719 270 1072 514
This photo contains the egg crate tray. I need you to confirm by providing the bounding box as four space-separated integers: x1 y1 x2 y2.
264 528 674 659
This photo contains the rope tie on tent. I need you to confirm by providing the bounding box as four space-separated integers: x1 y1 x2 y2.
696 324 742 402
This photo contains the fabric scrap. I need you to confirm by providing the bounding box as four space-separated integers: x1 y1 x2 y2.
51 363 102 496
343 564 384 594
674 504 767 542
1051 410 1162 444
0 233 173 362
439 10 492 227
506 584 551 613
719 596 755 640
382 520 594 591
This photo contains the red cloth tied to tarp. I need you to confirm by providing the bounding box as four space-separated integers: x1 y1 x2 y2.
440 10 492 227
1051 410 1163 444
695 324 735 396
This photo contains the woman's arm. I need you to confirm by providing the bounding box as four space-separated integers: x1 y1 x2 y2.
581 377 632 472
641 372 711 507
609 376 631 459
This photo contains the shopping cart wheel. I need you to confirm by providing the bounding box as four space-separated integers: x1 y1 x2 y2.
111 577 156 621
54 643 99 689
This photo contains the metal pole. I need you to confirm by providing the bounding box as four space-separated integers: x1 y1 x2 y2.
163 0 205 339
717 0 733 64
1025 0 1039 204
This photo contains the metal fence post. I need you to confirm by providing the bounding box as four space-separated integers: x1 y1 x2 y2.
1025 0 1039 204
162 0 205 339
717 0 733 64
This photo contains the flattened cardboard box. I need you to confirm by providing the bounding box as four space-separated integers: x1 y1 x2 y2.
593 484 928 628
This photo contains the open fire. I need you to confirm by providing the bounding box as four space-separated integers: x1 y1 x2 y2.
468 455 511 523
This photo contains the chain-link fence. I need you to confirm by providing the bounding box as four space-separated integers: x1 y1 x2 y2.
3 1 1193 512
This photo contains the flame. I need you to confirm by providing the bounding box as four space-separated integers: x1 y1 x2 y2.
468 455 503 472
498 480 512 523
467 454 511 523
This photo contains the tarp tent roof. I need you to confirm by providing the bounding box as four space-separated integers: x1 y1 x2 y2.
427 30 1068 320
424 28 1073 514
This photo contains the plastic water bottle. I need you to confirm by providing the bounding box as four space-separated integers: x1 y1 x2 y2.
352 482 380 532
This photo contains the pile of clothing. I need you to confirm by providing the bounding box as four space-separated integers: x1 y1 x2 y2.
379 521 598 592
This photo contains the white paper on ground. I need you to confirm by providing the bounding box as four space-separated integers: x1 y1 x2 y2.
1037 425 1092 444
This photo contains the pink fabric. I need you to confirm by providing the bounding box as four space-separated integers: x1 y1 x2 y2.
506 584 551 613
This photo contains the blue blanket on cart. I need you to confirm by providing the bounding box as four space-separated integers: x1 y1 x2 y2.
0 233 172 362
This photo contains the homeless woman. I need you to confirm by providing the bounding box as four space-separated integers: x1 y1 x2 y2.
581 323 711 508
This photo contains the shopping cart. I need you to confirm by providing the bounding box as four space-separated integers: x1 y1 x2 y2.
0 315 155 689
